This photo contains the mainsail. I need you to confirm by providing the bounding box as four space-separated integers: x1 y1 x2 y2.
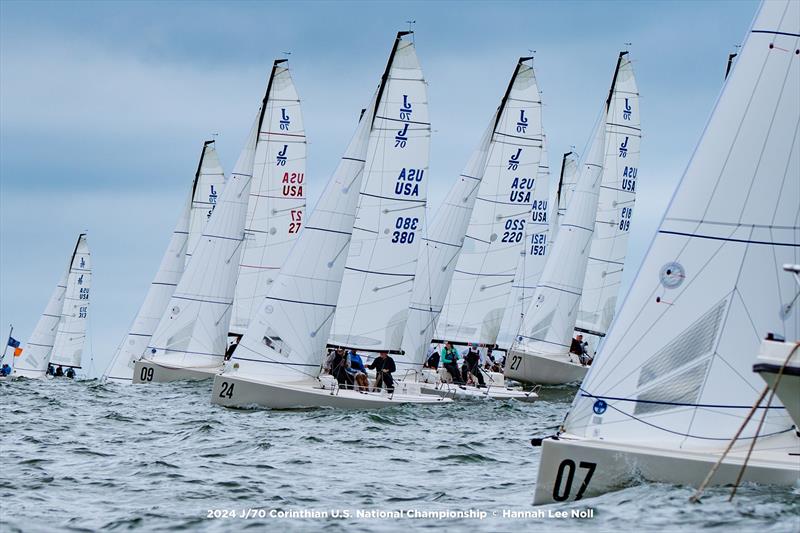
563 0 798 447
435 59 544 346
575 52 641 348
143 117 258 370
105 142 225 382
49 233 91 369
13 271 67 378
226 33 413 383
511 115 606 357
328 33 430 352
496 138 551 350
398 121 495 367
186 140 227 263
550 150 579 244
230 60 307 334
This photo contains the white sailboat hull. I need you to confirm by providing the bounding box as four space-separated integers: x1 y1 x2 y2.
133 359 219 384
399 369 538 401
210 374 452 410
505 348 588 385
534 432 800 505
753 340 800 428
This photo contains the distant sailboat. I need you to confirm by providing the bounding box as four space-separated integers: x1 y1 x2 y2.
212 32 449 409
533 0 799 503
103 141 226 383
505 51 637 386
134 118 259 383
14 233 90 379
230 60 307 334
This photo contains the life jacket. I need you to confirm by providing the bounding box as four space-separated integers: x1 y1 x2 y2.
441 347 458 364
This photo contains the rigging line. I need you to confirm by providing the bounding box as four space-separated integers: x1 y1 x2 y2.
383 204 424 214
374 278 414 292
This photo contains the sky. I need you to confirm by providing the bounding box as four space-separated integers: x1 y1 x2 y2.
0 0 760 376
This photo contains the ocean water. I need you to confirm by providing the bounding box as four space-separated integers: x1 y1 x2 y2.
0 379 797 532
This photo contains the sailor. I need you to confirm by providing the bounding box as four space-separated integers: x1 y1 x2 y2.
330 347 353 389
570 334 590 365
440 341 463 384
224 335 242 361
346 351 369 391
65 367 75 379
0 364 10 377
55 366 64 377
462 342 486 387
424 347 440 370
47 364 55 376
368 351 396 393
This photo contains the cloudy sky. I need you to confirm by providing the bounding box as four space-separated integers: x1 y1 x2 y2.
0 0 759 376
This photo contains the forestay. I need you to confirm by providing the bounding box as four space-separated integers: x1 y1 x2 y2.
398 121 494 367
576 53 641 343
186 141 226 263
511 116 606 356
496 138 551 350
436 59 544 346
50 234 91 369
13 271 67 378
144 117 258 370
329 34 430 352
231 61 307 334
563 0 799 447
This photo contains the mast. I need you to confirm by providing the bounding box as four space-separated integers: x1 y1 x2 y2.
372 31 411 126
605 51 628 111
494 56 533 132
556 151 574 208
725 52 738 79
257 59 288 136
2 324 12 365
190 140 215 199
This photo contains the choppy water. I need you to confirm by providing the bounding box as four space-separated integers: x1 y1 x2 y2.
0 379 797 532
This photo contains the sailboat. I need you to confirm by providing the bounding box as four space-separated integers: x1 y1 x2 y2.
505 51 638 386
433 58 544 355
397 57 543 401
229 59 307 335
533 0 799 504
103 141 226 383
133 118 258 383
13 233 91 379
212 32 449 409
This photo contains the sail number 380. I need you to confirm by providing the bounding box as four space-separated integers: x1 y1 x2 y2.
392 217 418 244
552 459 596 501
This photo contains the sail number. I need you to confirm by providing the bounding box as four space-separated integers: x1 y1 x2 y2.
552 459 597 501
140 366 154 382
219 381 235 399
509 355 522 371
619 207 633 231
392 217 418 244
289 210 302 234
502 218 525 243
530 233 547 256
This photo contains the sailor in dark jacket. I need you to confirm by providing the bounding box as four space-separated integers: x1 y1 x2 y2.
368 351 396 393
461 342 486 387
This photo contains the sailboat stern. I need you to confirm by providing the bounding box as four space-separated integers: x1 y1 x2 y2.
132 359 219 384
533 433 800 505
505 347 588 385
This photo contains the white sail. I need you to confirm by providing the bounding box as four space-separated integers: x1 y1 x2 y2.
496 138 551 350
13 271 67 378
435 59 544 346
576 53 641 348
328 34 430 352
511 115 606 356
186 140 226 263
563 0 799 447
398 121 495 367
226 99 379 384
230 61 307 334
49 234 91 369
103 192 192 383
144 117 258 370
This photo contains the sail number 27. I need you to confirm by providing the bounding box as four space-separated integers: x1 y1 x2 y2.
552 459 596 501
